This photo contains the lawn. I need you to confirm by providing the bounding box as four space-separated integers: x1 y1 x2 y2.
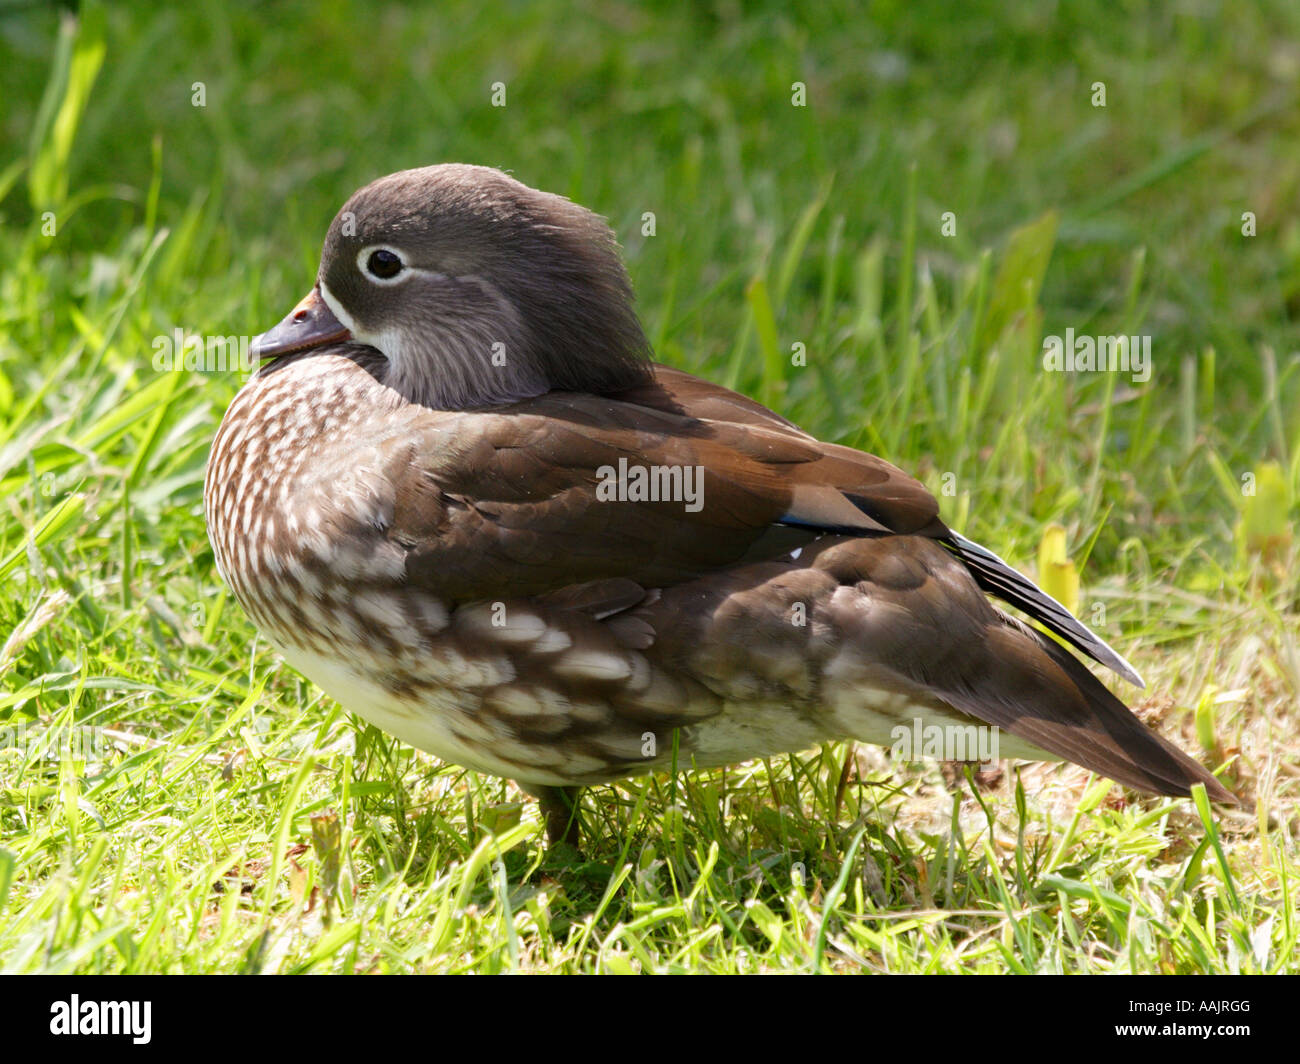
0 0 1296 973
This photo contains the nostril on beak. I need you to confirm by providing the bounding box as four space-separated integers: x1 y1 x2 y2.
252 287 349 361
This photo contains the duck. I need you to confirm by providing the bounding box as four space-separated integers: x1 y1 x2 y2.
204 163 1237 846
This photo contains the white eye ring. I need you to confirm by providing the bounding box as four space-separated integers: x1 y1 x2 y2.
357 244 408 285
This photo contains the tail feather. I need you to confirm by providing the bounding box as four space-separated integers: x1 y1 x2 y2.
942 612 1239 805
945 530 1146 689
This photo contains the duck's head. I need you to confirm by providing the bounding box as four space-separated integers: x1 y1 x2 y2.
252 164 653 408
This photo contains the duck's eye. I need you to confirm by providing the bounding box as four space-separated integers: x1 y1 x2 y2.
366 249 403 280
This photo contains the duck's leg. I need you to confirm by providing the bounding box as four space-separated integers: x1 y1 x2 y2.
533 785 584 846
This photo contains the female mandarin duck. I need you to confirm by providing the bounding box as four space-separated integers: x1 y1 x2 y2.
205 165 1236 845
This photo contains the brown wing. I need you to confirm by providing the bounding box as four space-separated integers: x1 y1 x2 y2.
385 363 1139 686
388 364 943 603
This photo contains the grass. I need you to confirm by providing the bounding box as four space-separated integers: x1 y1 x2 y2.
0 0 1296 973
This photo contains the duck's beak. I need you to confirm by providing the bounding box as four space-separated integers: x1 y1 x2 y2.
251 285 351 360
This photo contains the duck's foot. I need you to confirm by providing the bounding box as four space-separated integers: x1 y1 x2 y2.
531 785 584 847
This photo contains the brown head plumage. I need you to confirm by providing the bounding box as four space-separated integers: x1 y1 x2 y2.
310 164 652 408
